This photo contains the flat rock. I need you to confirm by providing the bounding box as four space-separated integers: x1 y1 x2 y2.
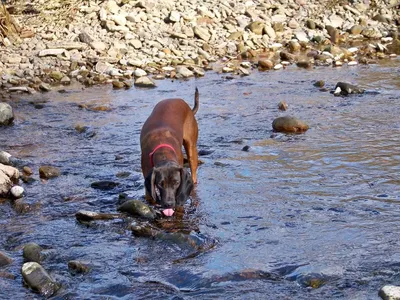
272 116 309 133
134 76 156 88
38 49 67 57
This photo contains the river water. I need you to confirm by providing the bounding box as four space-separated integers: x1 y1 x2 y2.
1 59 399 299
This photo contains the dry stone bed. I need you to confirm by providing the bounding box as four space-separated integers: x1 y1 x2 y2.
0 0 399 96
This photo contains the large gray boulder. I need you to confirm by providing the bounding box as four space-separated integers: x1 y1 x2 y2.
0 103 14 125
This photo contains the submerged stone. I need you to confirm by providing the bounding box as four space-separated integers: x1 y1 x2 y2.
0 251 13 267
118 200 156 220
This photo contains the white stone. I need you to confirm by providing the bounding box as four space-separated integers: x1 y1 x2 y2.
295 31 309 43
348 61 358 66
134 68 147 77
0 151 11 165
110 15 127 26
379 285 400 300
10 185 24 198
222 67 233 73
270 43 283 50
381 37 393 43
348 47 358 53
273 64 283 70
106 0 119 14
271 14 286 23
128 39 142 49
264 25 276 40
90 41 108 51
240 62 252 68
169 11 180 22
38 49 67 57
334 86 342 95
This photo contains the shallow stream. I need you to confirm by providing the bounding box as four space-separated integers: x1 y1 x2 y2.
1 59 400 299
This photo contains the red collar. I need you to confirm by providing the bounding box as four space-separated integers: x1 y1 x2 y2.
149 144 176 167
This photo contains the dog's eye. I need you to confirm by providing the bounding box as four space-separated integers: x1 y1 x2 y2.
173 180 180 186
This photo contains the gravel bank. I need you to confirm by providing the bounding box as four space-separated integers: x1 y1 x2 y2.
0 0 399 95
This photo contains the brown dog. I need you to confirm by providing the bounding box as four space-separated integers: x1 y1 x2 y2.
140 88 199 217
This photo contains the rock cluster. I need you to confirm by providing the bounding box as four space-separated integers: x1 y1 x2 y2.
0 0 399 95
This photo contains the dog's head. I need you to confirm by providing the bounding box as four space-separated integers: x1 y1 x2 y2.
145 161 193 217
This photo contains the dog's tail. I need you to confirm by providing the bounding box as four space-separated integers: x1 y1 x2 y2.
192 87 199 115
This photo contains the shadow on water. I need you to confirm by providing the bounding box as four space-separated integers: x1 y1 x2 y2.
1 58 400 299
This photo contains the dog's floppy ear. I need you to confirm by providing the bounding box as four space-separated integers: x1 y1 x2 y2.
176 168 194 205
145 169 157 201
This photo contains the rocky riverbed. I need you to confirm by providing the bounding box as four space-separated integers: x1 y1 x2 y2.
0 0 400 96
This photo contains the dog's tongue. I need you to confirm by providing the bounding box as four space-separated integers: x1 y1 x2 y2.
162 208 175 217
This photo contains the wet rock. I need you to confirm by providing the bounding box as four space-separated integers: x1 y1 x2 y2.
296 273 328 288
39 83 52 92
21 262 59 297
39 166 61 179
134 76 156 88
313 80 325 87
288 40 301 52
130 223 161 238
296 61 312 69
335 82 365 95
68 260 91 274
278 101 288 111
118 199 156 220
75 210 122 222
0 271 15 280
379 285 400 300
258 59 273 70
90 180 119 190
23 242 42 263
112 80 125 89
0 103 14 125
242 145 250 152
272 116 309 133
10 185 24 198
0 251 13 267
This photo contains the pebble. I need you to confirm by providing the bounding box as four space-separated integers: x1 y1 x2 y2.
274 64 283 70
10 185 24 198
